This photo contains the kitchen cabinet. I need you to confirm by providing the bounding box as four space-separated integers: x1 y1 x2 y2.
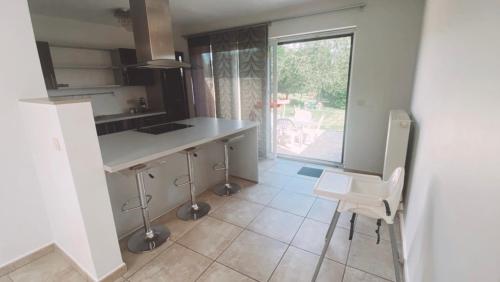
112 48 154 86
161 51 190 121
36 41 58 89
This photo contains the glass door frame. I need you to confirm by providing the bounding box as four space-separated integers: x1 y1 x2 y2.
268 28 355 166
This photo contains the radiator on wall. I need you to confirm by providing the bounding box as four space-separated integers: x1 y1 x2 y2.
383 110 411 180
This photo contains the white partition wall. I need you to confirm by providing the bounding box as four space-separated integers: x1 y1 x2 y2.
19 98 124 281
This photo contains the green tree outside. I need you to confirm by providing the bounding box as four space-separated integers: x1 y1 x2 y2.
277 36 351 130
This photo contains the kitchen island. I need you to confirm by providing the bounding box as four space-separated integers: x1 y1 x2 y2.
100 117 260 237
99 117 259 178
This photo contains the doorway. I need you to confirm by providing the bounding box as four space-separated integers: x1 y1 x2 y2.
270 33 353 164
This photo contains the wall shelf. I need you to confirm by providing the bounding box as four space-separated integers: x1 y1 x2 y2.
54 65 120 70
56 85 121 90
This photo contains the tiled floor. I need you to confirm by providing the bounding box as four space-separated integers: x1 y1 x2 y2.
1 158 400 282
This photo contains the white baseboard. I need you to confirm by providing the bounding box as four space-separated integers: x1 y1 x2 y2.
54 244 126 282
398 212 411 282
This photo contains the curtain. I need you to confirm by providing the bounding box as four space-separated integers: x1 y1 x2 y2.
188 36 216 117
188 25 269 157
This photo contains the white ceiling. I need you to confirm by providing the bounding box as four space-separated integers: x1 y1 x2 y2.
27 0 356 34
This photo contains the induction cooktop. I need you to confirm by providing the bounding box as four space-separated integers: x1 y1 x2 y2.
137 123 193 135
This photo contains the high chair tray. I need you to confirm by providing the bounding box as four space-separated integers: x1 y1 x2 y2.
313 169 353 200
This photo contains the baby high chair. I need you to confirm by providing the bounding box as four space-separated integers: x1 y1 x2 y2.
311 167 405 282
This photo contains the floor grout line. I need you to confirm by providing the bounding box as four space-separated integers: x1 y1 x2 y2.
123 160 394 282
124 241 175 280
266 188 317 282
345 264 395 282
193 260 216 282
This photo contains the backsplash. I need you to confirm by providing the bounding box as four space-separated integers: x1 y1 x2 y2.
47 85 147 116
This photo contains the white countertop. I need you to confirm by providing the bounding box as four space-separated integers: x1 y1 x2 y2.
99 117 258 173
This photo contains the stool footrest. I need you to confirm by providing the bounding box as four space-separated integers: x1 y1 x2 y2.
174 176 191 187
121 195 152 213
213 162 227 171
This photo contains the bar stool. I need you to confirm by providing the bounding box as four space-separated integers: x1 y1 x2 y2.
175 147 211 221
213 134 245 196
122 164 170 253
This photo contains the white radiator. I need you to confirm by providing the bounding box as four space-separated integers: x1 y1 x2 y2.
383 110 411 180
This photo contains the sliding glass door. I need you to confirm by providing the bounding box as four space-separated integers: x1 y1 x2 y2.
270 33 353 164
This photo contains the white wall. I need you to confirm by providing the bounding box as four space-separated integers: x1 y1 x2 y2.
20 99 125 280
48 87 148 117
19 102 95 276
30 14 134 50
0 0 53 268
403 0 500 281
31 14 190 61
269 0 424 173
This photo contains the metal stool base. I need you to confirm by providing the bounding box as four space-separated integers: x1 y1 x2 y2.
127 225 170 254
213 182 241 196
177 202 211 221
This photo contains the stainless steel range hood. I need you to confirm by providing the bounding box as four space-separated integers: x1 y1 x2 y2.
128 0 190 69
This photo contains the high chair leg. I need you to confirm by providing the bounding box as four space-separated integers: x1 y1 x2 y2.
389 224 403 282
312 209 340 282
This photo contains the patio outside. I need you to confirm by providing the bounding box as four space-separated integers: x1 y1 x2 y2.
275 35 352 163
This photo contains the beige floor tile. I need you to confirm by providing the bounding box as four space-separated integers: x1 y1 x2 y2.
0 276 12 282
258 159 278 171
347 233 396 281
2 245 54 277
129 243 211 282
268 161 303 176
247 207 303 243
269 191 315 216
198 190 229 214
197 262 255 282
269 246 344 282
210 198 264 227
0 266 13 278
153 210 204 241
177 217 242 259
217 230 287 282
259 171 291 188
8 252 85 282
236 184 281 205
306 198 337 223
121 239 174 278
230 177 257 188
291 218 350 264
352 215 390 241
282 176 317 196
307 198 352 229
342 267 391 282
